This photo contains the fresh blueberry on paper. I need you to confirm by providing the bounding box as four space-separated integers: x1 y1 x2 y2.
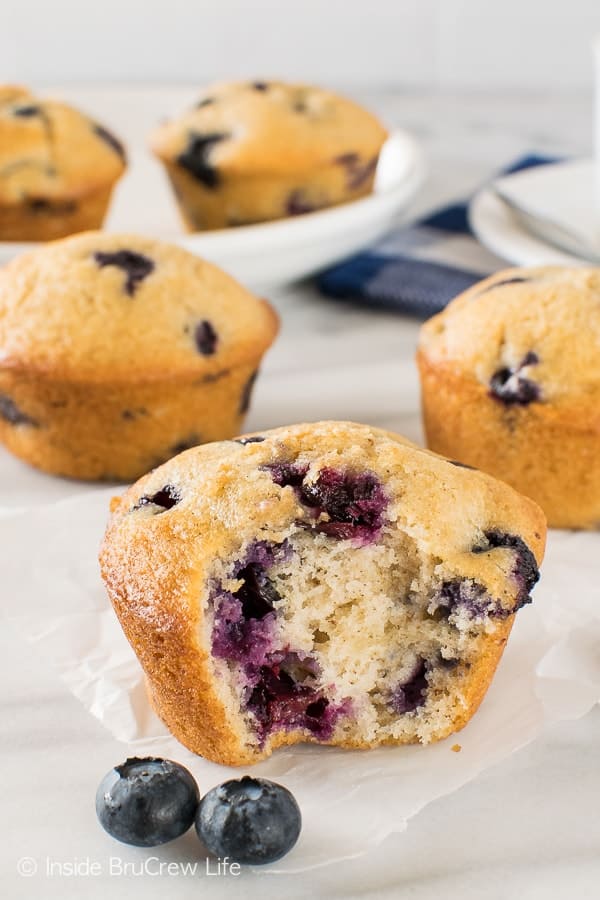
195 777 301 865
94 250 154 296
96 758 199 847
177 132 228 188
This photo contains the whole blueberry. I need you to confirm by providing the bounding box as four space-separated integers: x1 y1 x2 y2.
195 776 301 865
96 757 199 847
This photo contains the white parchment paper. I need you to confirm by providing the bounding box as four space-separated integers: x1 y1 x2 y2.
1 490 599 872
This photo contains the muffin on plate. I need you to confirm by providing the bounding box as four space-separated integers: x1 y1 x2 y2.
0 231 278 481
149 80 388 231
0 85 126 241
418 266 600 529
100 421 545 765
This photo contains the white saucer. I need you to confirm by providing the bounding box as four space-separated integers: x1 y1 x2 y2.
469 159 597 267
0 129 425 290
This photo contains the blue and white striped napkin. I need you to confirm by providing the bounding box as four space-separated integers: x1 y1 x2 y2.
318 155 559 317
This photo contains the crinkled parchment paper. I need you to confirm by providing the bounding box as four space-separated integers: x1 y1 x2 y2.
1 491 599 872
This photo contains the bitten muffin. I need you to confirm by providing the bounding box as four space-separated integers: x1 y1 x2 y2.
418 266 600 529
0 85 126 241
0 231 278 481
99 421 545 766
149 80 388 231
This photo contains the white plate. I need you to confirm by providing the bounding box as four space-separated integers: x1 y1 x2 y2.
469 159 597 267
0 129 425 290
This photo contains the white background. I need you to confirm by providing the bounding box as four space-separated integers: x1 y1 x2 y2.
3 0 600 90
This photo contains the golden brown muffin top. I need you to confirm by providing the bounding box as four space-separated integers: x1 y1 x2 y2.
150 80 388 177
102 420 545 621
0 231 279 383
0 86 126 205
419 266 600 406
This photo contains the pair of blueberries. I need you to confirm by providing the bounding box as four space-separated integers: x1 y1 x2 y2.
96 758 301 865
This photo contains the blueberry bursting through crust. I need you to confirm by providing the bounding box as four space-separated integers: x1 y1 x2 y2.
489 351 541 406
177 133 228 188
0 394 38 427
94 250 155 296
133 484 181 512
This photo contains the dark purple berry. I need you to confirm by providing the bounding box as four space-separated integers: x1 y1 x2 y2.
490 352 540 405
0 394 38 426
134 484 181 512
235 562 281 619
263 461 309 488
94 250 154 296
13 104 41 117
391 659 428 714
93 123 126 161
195 777 301 865
211 542 289 665
96 757 199 847
264 464 387 543
433 579 494 619
286 190 316 216
335 153 378 189
28 197 76 214
480 276 531 295
177 132 228 188
194 320 218 355
434 529 538 620
299 468 387 542
246 661 334 740
520 351 539 367
239 371 258 414
474 530 539 609
251 82 269 91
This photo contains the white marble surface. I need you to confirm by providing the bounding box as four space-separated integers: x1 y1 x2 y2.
2 89 598 899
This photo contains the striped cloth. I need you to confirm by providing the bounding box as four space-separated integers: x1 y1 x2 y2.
317 155 559 317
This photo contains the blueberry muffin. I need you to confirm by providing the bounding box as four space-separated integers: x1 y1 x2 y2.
0 85 126 241
0 231 278 480
149 81 388 231
418 266 600 529
100 421 545 766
